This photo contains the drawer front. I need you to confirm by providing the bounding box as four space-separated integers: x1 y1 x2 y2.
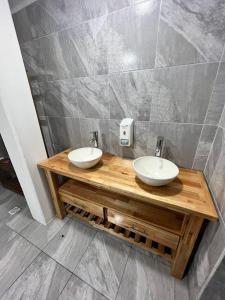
60 192 104 218
108 209 179 250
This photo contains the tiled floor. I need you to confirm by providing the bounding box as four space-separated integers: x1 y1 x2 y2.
0 185 189 300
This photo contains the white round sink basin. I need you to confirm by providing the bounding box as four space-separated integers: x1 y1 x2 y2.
133 156 179 186
68 147 102 169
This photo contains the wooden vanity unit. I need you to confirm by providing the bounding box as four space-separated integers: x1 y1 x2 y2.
38 149 218 279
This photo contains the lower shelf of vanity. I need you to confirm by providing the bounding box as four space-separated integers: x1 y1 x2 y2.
59 179 185 264
65 204 176 262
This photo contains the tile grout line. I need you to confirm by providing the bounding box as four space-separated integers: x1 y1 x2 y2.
43 115 218 127
34 61 222 85
114 246 132 300
153 0 163 69
56 273 73 300
203 125 219 175
72 228 98 273
194 42 225 171
192 58 221 169
5 223 110 300
0 247 42 299
17 1 144 46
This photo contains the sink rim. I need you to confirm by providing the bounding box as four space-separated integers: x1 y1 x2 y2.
68 147 103 163
133 156 179 181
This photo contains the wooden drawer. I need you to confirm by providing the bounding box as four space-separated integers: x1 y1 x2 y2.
60 192 104 219
108 209 179 250
59 179 185 235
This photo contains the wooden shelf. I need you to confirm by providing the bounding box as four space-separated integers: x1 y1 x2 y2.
66 204 175 262
59 179 184 236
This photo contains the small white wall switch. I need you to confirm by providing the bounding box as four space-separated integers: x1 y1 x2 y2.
120 118 134 147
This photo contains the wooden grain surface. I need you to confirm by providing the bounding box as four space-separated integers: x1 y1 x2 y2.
38 149 218 221
59 179 184 235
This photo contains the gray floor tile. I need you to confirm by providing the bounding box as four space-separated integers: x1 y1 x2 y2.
1 253 71 300
6 203 33 233
0 225 40 298
20 216 70 250
43 218 96 272
59 275 108 300
75 232 130 300
0 189 25 224
116 248 175 300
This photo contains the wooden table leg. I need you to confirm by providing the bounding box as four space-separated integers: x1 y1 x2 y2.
171 215 204 279
45 170 66 219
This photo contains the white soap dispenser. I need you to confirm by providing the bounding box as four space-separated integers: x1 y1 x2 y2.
119 118 134 147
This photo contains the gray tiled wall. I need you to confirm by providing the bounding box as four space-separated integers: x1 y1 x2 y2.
10 1 225 299
188 115 225 299
11 0 225 170
200 255 225 300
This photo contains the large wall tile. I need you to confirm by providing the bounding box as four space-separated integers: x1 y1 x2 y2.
41 33 72 81
13 1 57 43
208 129 225 223
221 46 225 61
107 1 160 72
74 75 109 119
9 0 37 14
38 0 96 32
200 256 225 300
13 6 33 43
204 127 223 183
150 63 218 123
57 17 107 79
109 120 149 159
41 18 108 81
37 0 132 36
100 0 132 14
30 81 46 118
21 39 45 82
188 218 225 300
220 107 225 129
79 119 110 152
47 117 82 148
148 123 202 168
205 62 225 125
44 80 78 117
156 0 225 67
193 125 217 170
109 70 153 121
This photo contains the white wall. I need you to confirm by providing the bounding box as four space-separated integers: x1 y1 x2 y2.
0 0 54 224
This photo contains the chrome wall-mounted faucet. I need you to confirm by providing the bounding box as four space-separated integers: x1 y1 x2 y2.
89 131 98 148
155 136 164 157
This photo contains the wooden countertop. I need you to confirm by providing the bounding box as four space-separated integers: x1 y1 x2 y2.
38 149 218 221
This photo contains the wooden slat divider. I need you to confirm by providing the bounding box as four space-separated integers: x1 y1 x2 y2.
134 233 141 243
65 204 174 262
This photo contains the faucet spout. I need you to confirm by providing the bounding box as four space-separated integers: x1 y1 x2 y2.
155 136 164 157
89 131 98 148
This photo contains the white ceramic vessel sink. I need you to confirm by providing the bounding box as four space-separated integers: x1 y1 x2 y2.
133 156 179 186
68 147 102 169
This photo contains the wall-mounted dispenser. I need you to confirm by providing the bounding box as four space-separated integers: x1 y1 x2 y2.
120 118 134 147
